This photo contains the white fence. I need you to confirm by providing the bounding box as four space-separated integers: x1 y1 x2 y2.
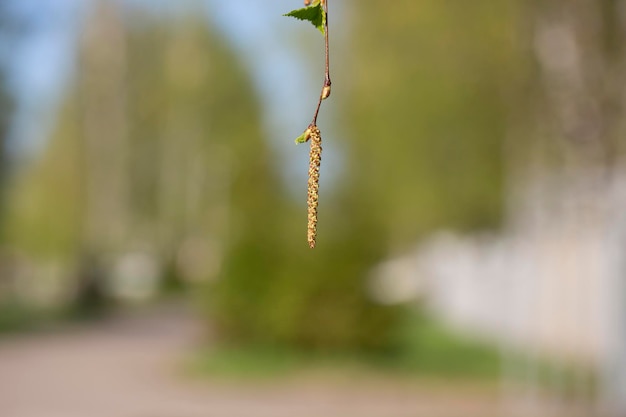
374 169 626 415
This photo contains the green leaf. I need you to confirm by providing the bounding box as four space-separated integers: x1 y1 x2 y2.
284 1 326 35
294 129 311 144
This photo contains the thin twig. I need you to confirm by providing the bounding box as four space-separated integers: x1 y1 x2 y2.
311 0 330 125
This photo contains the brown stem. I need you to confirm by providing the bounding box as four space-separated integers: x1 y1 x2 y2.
311 0 330 125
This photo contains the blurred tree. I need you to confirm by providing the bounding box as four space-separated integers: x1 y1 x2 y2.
522 0 626 170
0 3 16 241
4 2 402 351
5 3 241 272
0 76 11 241
125 5 401 352
80 0 130 256
0 63 12 306
341 0 519 248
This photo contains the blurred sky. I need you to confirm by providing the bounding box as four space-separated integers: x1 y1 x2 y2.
2 0 86 159
3 0 343 192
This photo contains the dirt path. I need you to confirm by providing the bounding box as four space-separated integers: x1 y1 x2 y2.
0 307 540 417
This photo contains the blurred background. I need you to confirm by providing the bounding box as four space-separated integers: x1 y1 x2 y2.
0 0 625 416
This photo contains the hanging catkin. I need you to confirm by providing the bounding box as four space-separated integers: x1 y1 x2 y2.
307 126 322 248
285 0 330 248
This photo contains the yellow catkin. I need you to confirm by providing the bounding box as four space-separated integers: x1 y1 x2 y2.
307 126 322 248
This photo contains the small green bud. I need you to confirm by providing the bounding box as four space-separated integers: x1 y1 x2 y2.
295 128 312 144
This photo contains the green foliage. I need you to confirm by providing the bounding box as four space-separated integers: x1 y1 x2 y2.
5 104 84 257
211 198 401 351
284 1 326 35
341 0 519 247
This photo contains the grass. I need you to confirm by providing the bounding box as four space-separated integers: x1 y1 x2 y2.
0 297 113 335
388 311 501 377
187 310 502 381
0 301 44 334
